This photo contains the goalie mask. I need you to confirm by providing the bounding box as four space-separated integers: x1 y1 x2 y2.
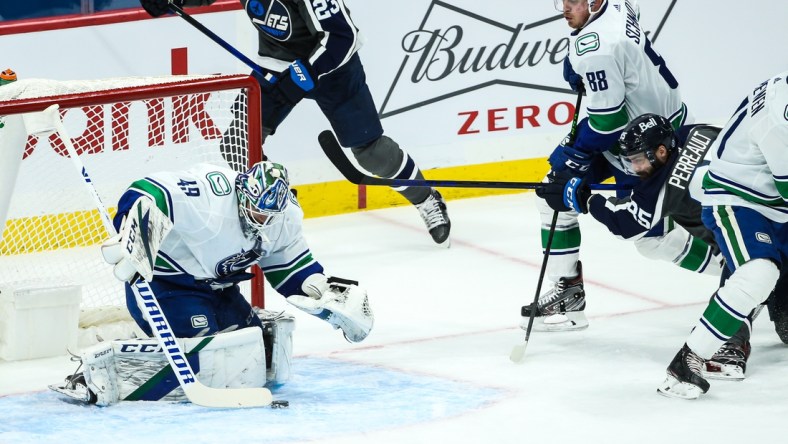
236 161 290 241
618 113 676 177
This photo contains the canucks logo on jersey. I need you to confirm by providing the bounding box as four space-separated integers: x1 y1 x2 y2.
216 248 262 277
246 0 292 41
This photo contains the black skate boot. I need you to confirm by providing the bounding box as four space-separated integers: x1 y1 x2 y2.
416 189 451 247
703 324 751 381
767 291 788 344
657 343 710 399
520 261 587 332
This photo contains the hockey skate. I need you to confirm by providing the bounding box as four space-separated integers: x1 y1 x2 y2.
767 292 788 344
49 357 98 405
520 262 588 332
703 325 751 381
416 189 451 247
657 344 710 400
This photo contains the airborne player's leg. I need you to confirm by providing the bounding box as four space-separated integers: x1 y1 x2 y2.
313 54 451 246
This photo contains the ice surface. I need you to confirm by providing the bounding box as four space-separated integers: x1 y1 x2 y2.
1 193 785 443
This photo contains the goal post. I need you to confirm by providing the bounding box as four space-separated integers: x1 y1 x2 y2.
0 74 266 335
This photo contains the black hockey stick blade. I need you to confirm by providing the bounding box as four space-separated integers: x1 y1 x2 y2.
318 130 626 191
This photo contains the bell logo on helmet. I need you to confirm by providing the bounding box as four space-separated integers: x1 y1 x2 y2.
639 117 657 132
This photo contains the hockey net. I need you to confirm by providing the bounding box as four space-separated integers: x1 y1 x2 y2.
0 74 264 340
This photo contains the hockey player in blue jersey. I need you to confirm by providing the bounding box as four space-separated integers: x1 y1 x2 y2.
102 160 374 343
540 113 766 381
526 0 694 331
139 0 451 247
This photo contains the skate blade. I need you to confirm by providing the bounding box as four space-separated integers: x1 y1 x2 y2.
522 312 589 332
49 383 92 403
656 375 703 400
702 362 745 381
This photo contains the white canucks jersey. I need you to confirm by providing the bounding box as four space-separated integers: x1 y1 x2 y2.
569 0 690 139
120 163 316 290
700 72 788 223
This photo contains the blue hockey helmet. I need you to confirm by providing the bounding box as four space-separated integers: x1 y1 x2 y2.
236 161 290 239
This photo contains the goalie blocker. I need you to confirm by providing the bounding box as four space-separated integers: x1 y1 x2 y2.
50 310 294 406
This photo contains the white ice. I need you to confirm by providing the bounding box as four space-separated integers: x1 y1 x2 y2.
1 192 786 443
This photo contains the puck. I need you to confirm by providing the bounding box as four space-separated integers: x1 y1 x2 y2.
271 400 289 409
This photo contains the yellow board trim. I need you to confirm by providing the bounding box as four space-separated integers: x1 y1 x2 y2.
1 158 550 255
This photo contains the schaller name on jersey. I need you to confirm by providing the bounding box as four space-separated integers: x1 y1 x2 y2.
667 130 713 190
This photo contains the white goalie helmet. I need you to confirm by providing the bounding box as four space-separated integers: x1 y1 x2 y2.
235 161 290 241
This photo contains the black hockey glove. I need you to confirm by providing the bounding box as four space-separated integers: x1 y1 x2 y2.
536 170 573 212
140 0 184 17
271 60 317 105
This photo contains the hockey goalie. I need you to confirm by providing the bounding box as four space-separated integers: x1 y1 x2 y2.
51 160 374 405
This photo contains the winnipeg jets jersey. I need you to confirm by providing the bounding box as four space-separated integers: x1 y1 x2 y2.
700 71 788 223
114 163 317 292
587 126 719 246
569 0 689 148
241 0 360 77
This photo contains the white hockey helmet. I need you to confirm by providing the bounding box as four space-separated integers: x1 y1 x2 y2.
236 161 290 240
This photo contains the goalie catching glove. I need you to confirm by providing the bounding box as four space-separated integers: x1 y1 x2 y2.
287 274 374 343
101 197 172 282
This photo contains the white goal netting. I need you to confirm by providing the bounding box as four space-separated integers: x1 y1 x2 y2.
0 74 263 332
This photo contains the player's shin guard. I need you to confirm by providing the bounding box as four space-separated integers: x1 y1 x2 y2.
535 194 581 282
688 259 779 359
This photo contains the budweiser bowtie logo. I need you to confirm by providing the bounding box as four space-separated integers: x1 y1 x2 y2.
379 0 676 119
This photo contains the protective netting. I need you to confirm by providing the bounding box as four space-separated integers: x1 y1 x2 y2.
0 75 261 325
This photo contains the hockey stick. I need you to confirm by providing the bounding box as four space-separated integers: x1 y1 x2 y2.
47 104 274 408
510 88 585 363
317 130 624 191
167 3 274 83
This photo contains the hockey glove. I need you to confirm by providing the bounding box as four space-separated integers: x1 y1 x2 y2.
562 176 591 214
101 197 172 282
270 60 317 105
535 170 573 212
563 57 584 93
139 0 184 17
287 274 374 343
548 138 593 175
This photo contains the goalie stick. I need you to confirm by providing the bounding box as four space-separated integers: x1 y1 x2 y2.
317 130 625 191
510 88 584 363
44 104 275 408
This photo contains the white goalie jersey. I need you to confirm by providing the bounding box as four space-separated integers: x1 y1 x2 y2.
117 163 317 290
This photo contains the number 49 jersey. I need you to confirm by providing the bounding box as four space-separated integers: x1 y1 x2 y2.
569 0 690 142
115 163 310 284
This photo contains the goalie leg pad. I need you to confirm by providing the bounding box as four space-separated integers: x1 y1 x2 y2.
257 309 295 385
50 328 268 406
